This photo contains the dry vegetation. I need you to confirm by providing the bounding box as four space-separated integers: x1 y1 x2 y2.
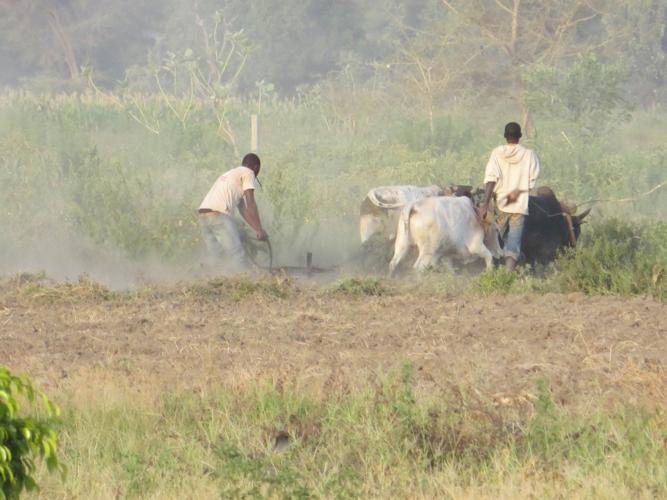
1 275 665 498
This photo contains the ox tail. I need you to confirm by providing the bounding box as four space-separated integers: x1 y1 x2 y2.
388 202 417 276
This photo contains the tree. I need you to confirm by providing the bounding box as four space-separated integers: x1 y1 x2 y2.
436 0 635 134
0 0 166 88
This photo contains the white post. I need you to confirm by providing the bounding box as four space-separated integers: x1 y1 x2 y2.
251 114 259 152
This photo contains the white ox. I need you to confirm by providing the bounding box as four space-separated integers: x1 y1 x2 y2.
360 185 444 244
389 196 502 275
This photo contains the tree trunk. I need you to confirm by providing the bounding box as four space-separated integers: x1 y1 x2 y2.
47 9 79 81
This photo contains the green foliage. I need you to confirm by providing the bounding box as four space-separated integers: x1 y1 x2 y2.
555 219 666 299
0 367 64 499
472 267 517 294
330 277 387 296
215 442 311 499
524 53 632 135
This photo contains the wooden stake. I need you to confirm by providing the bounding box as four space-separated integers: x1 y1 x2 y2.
251 114 259 152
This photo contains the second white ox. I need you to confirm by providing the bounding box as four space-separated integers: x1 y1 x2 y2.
360 185 444 243
389 196 501 275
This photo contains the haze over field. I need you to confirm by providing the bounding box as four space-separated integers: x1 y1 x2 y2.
0 0 665 283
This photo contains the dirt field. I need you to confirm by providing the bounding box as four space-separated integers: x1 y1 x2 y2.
2 278 665 408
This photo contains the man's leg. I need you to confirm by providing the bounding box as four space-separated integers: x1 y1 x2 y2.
210 215 249 271
200 218 226 266
503 213 525 271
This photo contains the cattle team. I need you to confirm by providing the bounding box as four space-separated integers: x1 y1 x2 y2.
199 122 587 273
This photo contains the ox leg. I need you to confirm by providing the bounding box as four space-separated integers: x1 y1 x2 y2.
360 214 382 244
467 232 494 270
389 236 411 277
414 252 439 272
481 247 494 270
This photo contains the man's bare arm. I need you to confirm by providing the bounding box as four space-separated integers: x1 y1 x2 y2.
239 189 268 240
477 181 496 220
482 181 496 206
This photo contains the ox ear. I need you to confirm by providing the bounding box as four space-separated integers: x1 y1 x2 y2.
575 207 591 223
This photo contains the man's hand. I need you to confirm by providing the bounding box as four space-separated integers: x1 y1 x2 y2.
476 202 488 223
255 228 269 241
506 189 522 204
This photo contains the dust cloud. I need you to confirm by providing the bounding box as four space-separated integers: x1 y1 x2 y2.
0 1 665 285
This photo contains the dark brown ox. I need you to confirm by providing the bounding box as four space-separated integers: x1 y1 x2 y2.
521 186 590 266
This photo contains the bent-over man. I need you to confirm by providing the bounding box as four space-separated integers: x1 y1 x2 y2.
477 122 540 270
198 153 268 271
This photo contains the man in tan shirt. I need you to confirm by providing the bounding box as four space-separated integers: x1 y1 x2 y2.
478 122 540 270
198 153 268 271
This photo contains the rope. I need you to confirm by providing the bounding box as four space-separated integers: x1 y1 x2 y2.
265 239 273 273
245 238 273 274
578 179 667 207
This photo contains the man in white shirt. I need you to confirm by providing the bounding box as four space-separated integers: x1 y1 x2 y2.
198 153 268 271
477 123 540 270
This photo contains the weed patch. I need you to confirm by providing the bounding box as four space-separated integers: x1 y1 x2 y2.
329 277 387 296
472 267 517 294
555 219 666 298
187 276 296 301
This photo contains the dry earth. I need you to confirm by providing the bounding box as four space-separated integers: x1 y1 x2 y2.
1 279 665 408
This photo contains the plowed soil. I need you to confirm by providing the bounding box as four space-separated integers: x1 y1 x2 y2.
1 281 665 407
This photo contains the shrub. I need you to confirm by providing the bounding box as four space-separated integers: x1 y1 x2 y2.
0 366 65 498
555 219 666 299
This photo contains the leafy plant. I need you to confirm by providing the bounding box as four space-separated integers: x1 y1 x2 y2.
0 366 65 499
472 267 517 294
555 218 666 298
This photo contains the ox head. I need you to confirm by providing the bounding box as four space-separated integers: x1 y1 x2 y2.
571 208 591 241
560 201 591 246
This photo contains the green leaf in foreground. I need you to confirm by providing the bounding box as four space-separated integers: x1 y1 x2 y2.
0 366 65 499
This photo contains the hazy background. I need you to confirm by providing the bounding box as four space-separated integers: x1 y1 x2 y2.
0 0 665 285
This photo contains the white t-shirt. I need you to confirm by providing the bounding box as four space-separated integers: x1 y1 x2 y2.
199 166 258 215
484 144 540 215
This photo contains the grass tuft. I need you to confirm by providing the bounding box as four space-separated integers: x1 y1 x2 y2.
472 267 517 294
1 274 116 303
187 275 296 301
329 277 387 296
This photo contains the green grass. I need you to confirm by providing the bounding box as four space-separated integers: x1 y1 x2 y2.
187 276 296 302
330 277 387 296
554 218 666 299
33 368 667 498
472 267 518 295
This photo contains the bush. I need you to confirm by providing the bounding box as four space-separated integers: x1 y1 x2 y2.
555 219 666 299
0 366 65 498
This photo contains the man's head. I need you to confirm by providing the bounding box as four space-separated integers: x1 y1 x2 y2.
242 153 261 176
504 122 522 144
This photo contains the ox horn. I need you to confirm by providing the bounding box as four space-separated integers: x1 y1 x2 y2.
576 207 592 222
559 199 577 215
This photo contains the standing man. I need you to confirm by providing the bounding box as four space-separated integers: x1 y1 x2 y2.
477 122 540 270
198 153 268 271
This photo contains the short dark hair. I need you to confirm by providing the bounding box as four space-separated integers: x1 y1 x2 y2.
504 122 522 141
242 153 261 169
